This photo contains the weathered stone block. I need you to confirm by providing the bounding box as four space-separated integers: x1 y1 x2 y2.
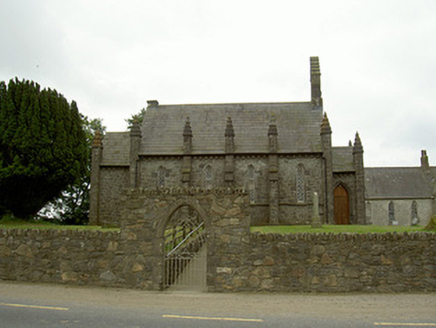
344 267 360 278
216 267 232 274
0 245 11 257
132 262 144 273
263 256 275 266
321 253 333 264
323 274 338 287
248 275 260 288
15 244 33 258
61 271 78 282
100 270 117 282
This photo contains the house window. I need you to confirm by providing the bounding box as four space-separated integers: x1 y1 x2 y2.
157 166 165 188
296 164 305 203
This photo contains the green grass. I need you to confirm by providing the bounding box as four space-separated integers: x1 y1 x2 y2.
250 225 430 234
0 216 119 232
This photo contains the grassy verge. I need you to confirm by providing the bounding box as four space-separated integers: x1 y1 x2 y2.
0 216 119 232
250 225 430 234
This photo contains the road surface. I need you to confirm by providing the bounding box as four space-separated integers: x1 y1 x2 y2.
0 281 435 327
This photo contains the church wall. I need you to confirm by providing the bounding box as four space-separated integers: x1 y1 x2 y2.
139 157 182 188
234 156 269 204
99 166 129 226
278 156 325 225
234 156 269 226
191 157 225 188
367 199 433 226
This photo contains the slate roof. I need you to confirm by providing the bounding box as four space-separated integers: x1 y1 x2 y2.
365 167 434 199
140 102 323 155
101 132 130 166
332 147 354 172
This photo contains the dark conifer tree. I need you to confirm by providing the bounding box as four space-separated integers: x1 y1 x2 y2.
0 78 88 219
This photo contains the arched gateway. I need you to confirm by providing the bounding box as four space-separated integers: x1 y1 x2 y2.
163 204 207 291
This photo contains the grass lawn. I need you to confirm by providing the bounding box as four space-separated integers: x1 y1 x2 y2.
251 225 431 234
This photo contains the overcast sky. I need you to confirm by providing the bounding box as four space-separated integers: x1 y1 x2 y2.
1 0 435 167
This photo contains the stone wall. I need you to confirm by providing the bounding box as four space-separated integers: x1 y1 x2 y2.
98 166 129 226
1 190 435 293
212 232 435 292
0 229 125 286
1 228 434 293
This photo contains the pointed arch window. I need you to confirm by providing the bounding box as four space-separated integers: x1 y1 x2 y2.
388 201 395 225
248 165 255 203
204 165 212 189
296 164 305 203
411 201 419 225
157 166 165 189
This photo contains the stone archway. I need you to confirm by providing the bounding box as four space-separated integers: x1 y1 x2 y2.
162 204 207 291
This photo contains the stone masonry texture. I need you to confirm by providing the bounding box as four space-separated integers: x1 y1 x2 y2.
1 190 435 292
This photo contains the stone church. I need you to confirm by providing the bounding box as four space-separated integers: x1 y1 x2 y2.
89 57 371 227
90 57 436 226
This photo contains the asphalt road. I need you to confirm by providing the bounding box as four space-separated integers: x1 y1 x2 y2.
1 281 435 327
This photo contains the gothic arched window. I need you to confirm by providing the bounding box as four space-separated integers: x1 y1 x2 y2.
248 165 255 203
411 201 419 225
388 201 395 225
204 165 212 189
157 166 165 189
296 164 305 203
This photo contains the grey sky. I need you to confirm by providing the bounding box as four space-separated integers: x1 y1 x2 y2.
1 0 435 167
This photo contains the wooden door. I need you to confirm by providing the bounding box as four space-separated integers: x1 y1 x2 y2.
334 185 350 225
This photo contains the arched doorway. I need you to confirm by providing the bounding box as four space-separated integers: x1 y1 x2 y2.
334 185 350 225
163 205 207 291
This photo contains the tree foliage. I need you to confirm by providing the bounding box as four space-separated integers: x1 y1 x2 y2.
37 117 105 225
0 78 88 219
125 107 146 129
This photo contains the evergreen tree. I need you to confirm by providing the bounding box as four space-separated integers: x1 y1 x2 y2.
0 78 88 219
125 107 146 129
37 116 105 225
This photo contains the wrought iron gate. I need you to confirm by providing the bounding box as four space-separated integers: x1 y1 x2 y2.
163 205 207 291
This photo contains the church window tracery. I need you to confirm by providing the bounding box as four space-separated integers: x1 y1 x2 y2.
204 165 212 189
157 166 165 188
388 201 395 225
296 164 305 203
411 201 419 225
248 165 255 203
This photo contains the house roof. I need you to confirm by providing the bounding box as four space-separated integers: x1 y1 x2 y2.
332 146 354 172
139 102 324 155
101 132 130 166
365 167 434 199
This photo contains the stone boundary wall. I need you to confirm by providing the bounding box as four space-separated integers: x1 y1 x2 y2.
0 229 149 288
213 232 436 292
1 228 435 292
